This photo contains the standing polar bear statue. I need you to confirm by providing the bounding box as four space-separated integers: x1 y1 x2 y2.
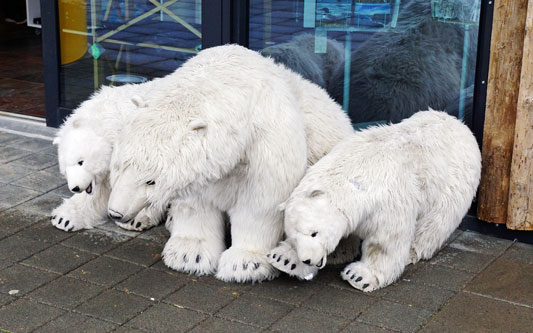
51 81 166 232
106 44 354 283
268 111 481 292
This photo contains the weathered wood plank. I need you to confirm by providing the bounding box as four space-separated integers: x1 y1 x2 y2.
477 0 529 223
508 0 533 230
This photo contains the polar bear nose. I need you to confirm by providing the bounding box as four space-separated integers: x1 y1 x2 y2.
302 259 312 265
108 209 124 220
71 186 81 193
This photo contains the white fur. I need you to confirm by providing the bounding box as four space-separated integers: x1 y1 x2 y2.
107 45 353 283
51 82 165 232
270 111 481 292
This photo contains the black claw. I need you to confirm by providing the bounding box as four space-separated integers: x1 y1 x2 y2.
196 255 201 263
355 276 362 282
291 264 296 270
64 220 70 227
52 215 56 220
277 256 282 262
136 222 141 228
362 284 369 289
183 255 188 263
243 263 248 270
58 217 63 225
346 270 351 275
68 227 74 232
284 259 289 265
253 263 260 270
130 220 135 226
351 274 356 280
272 254 277 259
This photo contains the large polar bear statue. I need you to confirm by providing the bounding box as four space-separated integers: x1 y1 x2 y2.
106 44 354 283
51 82 166 232
328 0 478 124
268 111 481 291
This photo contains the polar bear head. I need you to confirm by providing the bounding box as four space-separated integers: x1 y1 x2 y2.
54 116 112 195
281 176 350 268
107 94 248 223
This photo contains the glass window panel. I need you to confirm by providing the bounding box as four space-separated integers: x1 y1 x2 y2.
58 0 201 109
250 0 480 128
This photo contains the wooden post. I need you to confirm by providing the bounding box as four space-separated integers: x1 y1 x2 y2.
477 0 529 224
508 0 533 230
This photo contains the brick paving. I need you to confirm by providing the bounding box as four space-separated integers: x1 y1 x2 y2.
0 131 532 332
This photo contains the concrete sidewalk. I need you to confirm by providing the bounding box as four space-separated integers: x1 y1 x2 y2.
0 130 532 332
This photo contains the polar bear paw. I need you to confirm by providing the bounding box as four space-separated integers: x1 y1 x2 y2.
267 242 318 280
216 247 279 283
162 236 222 276
341 262 380 292
51 200 98 232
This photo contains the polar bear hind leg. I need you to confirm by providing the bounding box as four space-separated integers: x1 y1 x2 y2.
162 196 226 276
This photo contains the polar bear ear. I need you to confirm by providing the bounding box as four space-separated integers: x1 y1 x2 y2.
131 95 147 108
188 119 208 132
52 137 61 145
308 189 324 198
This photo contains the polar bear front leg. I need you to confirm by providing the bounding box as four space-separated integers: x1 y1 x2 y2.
216 208 282 283
162 197 225 276
51 183 110 232
115 204 165 231
341 231 412 292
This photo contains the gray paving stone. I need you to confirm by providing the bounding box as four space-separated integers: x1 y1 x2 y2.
421 292 533 332
271 307 350 332
29 276 105 309
110 326 146 333
12 170 66 193
0 234 50 263
69 256 143 287
8 152 57 170
164 280 239 314
248 274 321 305
501 241 533 265
75 289 152 325
312 265 353 290
216 293 293 328
342 321 396 332
430 246 495 273
382 281 456 312
0 163 33 183
106 238 164 267
189 317 261 333
116 268 186 300
404 262 475 291
15 192 65 216
0 132 26 145
464 257 533 307
7 137 52 153
43 163 61 175
303 285 376 319
61 229 131 255
0 184 40 211
35 312 117 333
0 209 47 236
0 146 31 163
39 146 58 157
137 224 170 244
448 231 512 255
0 298 65 333
358 300 432 333
17 221 74 245
96 221 143 238
0 264 59 296
23 244 96 274
126 303 207 332
0 293 15 306
49 184 72 198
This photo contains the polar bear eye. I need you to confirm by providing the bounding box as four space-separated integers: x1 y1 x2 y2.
146 180 155 185
311 232 318 237
78 160 84 166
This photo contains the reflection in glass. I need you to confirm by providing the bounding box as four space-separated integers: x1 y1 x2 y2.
250 0 480 128
58 0 201 109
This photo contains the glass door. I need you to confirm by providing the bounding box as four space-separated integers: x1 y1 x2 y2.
249 0 482 129
56 0 202 110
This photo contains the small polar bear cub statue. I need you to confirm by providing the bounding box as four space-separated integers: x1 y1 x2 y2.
51 82 165 232
268 110 481 292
